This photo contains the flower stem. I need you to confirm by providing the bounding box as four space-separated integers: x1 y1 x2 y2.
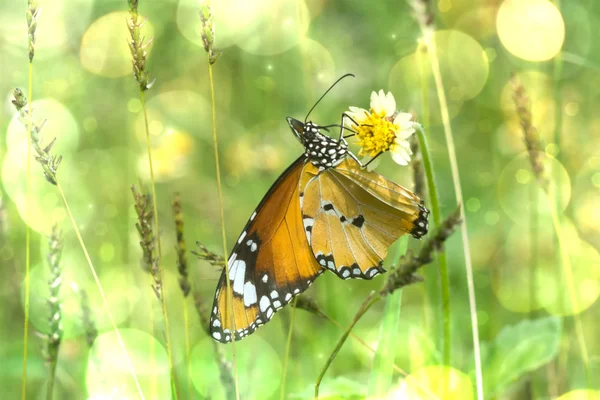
207 60 240 400
56 179 144 399
21 61 33 400
280 297 298 400
139 89 179 398
423 33 483 399
415 122 451 366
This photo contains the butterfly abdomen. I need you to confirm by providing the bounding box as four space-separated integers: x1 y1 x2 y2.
409 204 430 239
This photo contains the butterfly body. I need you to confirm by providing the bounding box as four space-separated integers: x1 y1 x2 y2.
290 118 350 170
209 116 429 343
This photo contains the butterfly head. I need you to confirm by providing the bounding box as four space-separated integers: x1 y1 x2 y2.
287 117 349 169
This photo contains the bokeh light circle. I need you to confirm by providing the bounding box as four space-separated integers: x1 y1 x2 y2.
6 99 80 156
498 71 556 153
398 365 474 400
497 0 565 61
389 30 488 124
0 0 94 60
177 0 268 49
80 11 155 78
573 157 600 246
495 217 600 316
190 335 282 399
536 220 600 316
298 38 336 96
237 0 311 56
3 99 80 233
87 328 170 399
497 153 570 224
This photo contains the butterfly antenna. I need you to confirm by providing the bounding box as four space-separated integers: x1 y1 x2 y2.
304 73 355 123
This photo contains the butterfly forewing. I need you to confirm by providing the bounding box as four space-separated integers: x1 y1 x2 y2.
210 157 323 343
300 158 429 280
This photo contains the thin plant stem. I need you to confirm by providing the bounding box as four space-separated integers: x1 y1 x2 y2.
183 300 192 399
55 179 145 399
368 238 407 396
317 305 441 400
423 33 483 399
280 297 298 400
530 184 538 316
47 359 57 400
139 90 179 398
315 292 381 399
21 61 33 400
415 120 451 365
547 183 590 380
207 60 240 400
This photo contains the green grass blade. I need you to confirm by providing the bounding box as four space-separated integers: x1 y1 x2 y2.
367 236 408 397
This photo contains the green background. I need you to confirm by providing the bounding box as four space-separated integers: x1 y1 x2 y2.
1 0 599 399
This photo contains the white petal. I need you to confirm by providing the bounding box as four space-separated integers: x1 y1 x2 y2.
393 112 413 126
383 92 396 116
370 91 383 114
393 137 412 150
345 107 369 125
390 145 411 165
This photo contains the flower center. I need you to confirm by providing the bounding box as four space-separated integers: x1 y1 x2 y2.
354 110 398 157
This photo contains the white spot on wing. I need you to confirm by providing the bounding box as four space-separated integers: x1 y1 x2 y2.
342 269 350 278
213 319 221 327
237 231 247 244
270 290 279 299
262 274 268 283
212 332 222 340
243 281 257 306
232 260 246 294
273 300 282 308
250 211 257 221
259 296 270 313
285 293 292 301
266 307 274 319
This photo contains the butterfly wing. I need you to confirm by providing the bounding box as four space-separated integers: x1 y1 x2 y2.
301 157 429 280
210 157 323 343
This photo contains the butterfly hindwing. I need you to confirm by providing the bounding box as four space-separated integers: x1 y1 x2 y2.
301 158 429 280
210 157 323 343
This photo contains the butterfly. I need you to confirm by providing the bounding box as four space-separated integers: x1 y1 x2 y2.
209 75 429 343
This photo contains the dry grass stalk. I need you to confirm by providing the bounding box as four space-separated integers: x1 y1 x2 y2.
39 224 63 399
12 89 62 185
131 184 161 299
381 207 461 296
410 134 426 200
511 77 549 189
172 194 190 296
127 0 154 91
199 5 221 65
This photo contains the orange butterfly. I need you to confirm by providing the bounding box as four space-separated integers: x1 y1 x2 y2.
210 76 429 343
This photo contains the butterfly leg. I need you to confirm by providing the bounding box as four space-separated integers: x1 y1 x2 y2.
338 113 360 141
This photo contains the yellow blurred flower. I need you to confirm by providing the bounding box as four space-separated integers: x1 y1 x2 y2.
346 90 418 166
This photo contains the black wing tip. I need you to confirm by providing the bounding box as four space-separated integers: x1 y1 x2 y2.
410 203 430 239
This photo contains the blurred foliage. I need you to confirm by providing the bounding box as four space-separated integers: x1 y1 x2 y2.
1 0 599 399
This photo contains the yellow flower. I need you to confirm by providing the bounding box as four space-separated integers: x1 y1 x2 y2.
346 90 418 166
